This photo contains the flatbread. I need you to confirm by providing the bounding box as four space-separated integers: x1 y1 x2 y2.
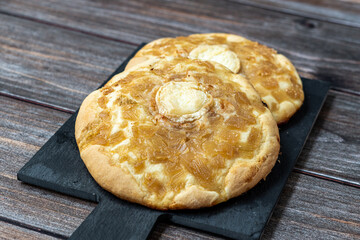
75 57 280 210
126 33 304 124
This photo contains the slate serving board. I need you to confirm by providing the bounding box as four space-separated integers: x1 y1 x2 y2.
18 44 331 240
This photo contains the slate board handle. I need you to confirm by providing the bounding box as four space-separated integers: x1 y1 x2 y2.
69 197 162 240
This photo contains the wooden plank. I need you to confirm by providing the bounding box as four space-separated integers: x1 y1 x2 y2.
1 0 360 93
0 14 136 112
0 221 58 240
231 0 360 28
0 175 94 238
262 172 360 240
1 94 359 239
295 90 360 184
0 96 95 237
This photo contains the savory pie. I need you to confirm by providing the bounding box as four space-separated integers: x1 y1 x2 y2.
126 33 304 124
75 57 280 209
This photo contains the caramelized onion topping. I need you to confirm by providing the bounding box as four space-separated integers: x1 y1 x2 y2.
79 58 266 197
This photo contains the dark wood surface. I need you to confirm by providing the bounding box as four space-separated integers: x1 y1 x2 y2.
0 0 359 239
0 221 56 240
232 0 360 27
0 14 136 112
2 0 360 93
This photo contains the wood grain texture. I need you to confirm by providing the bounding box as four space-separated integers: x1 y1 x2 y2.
1 94 359 239
1 0 360 93
295 90 360 184
0 221 58 240
262 172 360 240
231 0 360 27
0 95 95 238
0 13 136 112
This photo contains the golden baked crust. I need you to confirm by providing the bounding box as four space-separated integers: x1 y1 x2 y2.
126 33 304 124
76 57 280 210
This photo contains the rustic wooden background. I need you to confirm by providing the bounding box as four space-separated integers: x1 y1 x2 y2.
0 0 359 239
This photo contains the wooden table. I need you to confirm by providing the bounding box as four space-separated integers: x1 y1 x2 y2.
1 0 359 239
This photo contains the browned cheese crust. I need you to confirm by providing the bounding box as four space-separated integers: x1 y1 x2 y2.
126 33 304 124
75 57 280 210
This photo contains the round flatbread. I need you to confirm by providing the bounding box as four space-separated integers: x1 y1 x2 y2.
75 57 280 210
126 33 304 124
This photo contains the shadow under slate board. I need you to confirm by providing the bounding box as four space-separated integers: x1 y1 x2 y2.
17 44 331 240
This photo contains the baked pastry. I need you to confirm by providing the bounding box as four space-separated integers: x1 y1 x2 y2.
75 57 280 210
126 33 304 124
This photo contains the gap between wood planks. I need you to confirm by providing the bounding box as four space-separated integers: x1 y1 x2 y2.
0 90 359 189
1 0 360 48
0 216 67 239
1 4 360 96
1 0 360 34
0 10 138 47
226 0 360 29
1 3 360 93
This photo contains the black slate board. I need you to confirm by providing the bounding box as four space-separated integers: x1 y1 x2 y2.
18 45 331 240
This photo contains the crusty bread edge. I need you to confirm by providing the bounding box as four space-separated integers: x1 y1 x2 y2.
81 145 147 205
75 90 102 141
225 110 280 198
